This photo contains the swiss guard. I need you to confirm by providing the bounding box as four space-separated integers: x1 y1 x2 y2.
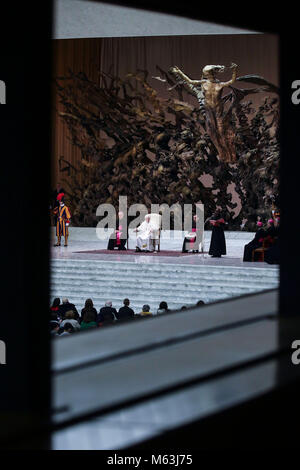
53 192 71 246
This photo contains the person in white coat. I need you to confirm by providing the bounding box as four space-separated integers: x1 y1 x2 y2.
134 214 156 252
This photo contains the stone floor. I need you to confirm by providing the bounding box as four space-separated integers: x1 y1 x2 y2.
50 229 280 450
50 228 277 269
50 229 279 311
52 291 282 450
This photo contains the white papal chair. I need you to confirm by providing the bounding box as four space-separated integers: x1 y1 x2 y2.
149 213 162 252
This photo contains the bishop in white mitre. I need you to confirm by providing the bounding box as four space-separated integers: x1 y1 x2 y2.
134 214 156 252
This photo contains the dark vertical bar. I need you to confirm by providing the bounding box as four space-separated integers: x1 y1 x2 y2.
276 32 300 416
279 31 299 316
0 2 53 448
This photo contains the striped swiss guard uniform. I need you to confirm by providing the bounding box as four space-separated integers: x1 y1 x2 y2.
53 193 71 246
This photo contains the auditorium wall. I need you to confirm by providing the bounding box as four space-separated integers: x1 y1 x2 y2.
52 33 279 192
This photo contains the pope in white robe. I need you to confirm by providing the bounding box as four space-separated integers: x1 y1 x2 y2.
134 214 156 252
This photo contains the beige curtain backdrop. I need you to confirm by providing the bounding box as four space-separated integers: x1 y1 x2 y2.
52 33 279 189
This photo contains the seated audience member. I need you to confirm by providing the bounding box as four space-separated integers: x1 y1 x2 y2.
97 301 117 326
156 301 170 315
139 304 153 317
81 298 97 323
59 298 79 320
60 310 81 331
50 298 61 321
117 298 135 321
59 322 75 336
80 310 97 330
50 320 60 336
243 220 266 262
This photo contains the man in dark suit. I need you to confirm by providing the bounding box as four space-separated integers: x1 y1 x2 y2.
117 298 135 321
97 301 117 326
59 298 79 320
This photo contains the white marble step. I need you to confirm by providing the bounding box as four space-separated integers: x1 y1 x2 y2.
50 258 278 312
51 269 278 284
51 273 278 291
50 259 278 278
50 286 266 303
50 279 274 294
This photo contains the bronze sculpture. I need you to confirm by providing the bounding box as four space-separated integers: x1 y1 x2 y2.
55 64 279 230
170 63 238 163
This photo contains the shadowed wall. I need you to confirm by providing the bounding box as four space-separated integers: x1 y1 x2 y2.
52 33 278 189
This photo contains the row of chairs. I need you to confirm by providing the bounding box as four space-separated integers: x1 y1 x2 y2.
126 213 204 252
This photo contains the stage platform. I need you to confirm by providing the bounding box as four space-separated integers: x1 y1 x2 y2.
50 228 279 312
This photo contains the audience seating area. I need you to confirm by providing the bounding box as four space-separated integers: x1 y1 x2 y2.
50 297 205 336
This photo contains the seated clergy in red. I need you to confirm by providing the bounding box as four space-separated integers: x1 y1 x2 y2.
107 210 127 250
182 214 202 253
53 193 71 247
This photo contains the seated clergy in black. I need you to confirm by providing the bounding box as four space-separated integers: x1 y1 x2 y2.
208 210 226 258
265 218 278 237
249 218 278 262
116 298 135 321
264 236 280 264
265 217 280 264
107 210 127 250
243 220 266 262
260 218 278 252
